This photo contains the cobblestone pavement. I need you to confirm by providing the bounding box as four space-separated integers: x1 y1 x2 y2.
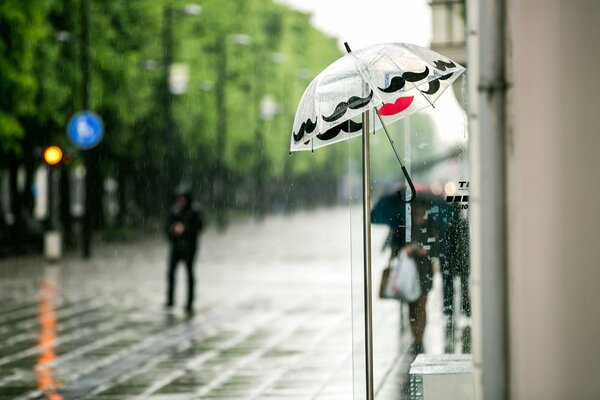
0 207 451 399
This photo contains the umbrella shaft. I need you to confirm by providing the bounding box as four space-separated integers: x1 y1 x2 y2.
375 108 405 168
362 109 375 400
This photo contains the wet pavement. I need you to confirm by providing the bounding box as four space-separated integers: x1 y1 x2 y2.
0 207 457 399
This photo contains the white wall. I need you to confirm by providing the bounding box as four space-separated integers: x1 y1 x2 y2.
508 1 600 398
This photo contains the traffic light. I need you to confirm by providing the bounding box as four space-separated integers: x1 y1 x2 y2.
43 146 63 165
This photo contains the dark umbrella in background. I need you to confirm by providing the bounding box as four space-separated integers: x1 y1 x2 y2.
371 184 454 235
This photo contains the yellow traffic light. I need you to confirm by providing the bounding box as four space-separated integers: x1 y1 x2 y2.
43 146 63 165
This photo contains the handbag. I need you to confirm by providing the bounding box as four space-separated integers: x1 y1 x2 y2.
378 258 392 299
381 249 422 302
379 253 398 300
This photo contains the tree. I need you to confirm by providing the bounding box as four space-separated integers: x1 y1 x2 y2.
0 0 347 254
0 0 54 156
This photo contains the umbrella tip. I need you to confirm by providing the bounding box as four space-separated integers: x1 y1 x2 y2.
344 42 352 54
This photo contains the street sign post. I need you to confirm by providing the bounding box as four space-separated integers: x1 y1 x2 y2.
67 111 103 259
67 111 104 149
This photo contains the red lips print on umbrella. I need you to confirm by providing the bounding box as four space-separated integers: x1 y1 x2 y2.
377 96 414 116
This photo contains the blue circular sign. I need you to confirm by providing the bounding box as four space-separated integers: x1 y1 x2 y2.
67 111 104 149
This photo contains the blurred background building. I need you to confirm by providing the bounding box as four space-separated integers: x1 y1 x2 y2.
469 0 600 399
430 0 466 66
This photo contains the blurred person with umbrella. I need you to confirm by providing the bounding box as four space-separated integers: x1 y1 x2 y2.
372 185 451 354
372 185 471 353
165 183 204 314
390 199 438 355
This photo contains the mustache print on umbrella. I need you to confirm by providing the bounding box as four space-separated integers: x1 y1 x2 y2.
378 66 431 94
293 117 317 142
433 60 456 72
321 90 373 123
420 72 454 95
315 119 363 141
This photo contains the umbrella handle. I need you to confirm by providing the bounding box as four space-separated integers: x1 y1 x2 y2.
397 166 417 203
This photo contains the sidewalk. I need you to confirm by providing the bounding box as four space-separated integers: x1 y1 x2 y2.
0 207 452 399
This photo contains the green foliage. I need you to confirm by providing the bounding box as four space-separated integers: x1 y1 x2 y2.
0 0 343 211
0 111 23 152
0 0 54 153
170 0 342 177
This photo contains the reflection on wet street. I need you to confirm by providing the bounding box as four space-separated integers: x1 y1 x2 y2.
0 208 450 399
36 267 63 400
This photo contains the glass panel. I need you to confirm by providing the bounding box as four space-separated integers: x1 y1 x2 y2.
347 134 367 400
348 75 469 398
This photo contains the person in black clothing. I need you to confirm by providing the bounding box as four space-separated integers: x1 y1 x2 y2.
165 184 204 313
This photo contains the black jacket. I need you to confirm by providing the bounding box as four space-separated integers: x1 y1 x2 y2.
166 202 204 256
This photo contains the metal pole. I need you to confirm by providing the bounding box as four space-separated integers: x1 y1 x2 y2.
214 33 227 227
163 4 175 203
346 41 374 400
362 110 374 400
215 36 227 166
404 117 411 243
81 0 92 259
50 167 60 231
254 51 266 215
473 0 508 398
45 165 63 261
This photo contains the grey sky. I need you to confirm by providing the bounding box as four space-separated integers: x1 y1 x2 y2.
277 0 432 50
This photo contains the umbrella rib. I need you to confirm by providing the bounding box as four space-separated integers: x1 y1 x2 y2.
375 110 404 168
374 108 416 203
346 50 386 107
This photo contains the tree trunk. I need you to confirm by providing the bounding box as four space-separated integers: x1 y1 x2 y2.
7 153 23 253
117 164 127 227
60 166 73 247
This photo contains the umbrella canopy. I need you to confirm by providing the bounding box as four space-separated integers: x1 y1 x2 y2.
371 185 454 231
290 42 465 152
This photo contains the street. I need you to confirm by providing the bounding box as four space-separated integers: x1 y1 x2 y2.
0 207 449 399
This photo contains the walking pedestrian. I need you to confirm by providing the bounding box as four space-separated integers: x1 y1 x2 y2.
165 184 204 314
390 201 439 355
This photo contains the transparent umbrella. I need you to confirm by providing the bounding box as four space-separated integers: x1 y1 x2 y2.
291 42 465 202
